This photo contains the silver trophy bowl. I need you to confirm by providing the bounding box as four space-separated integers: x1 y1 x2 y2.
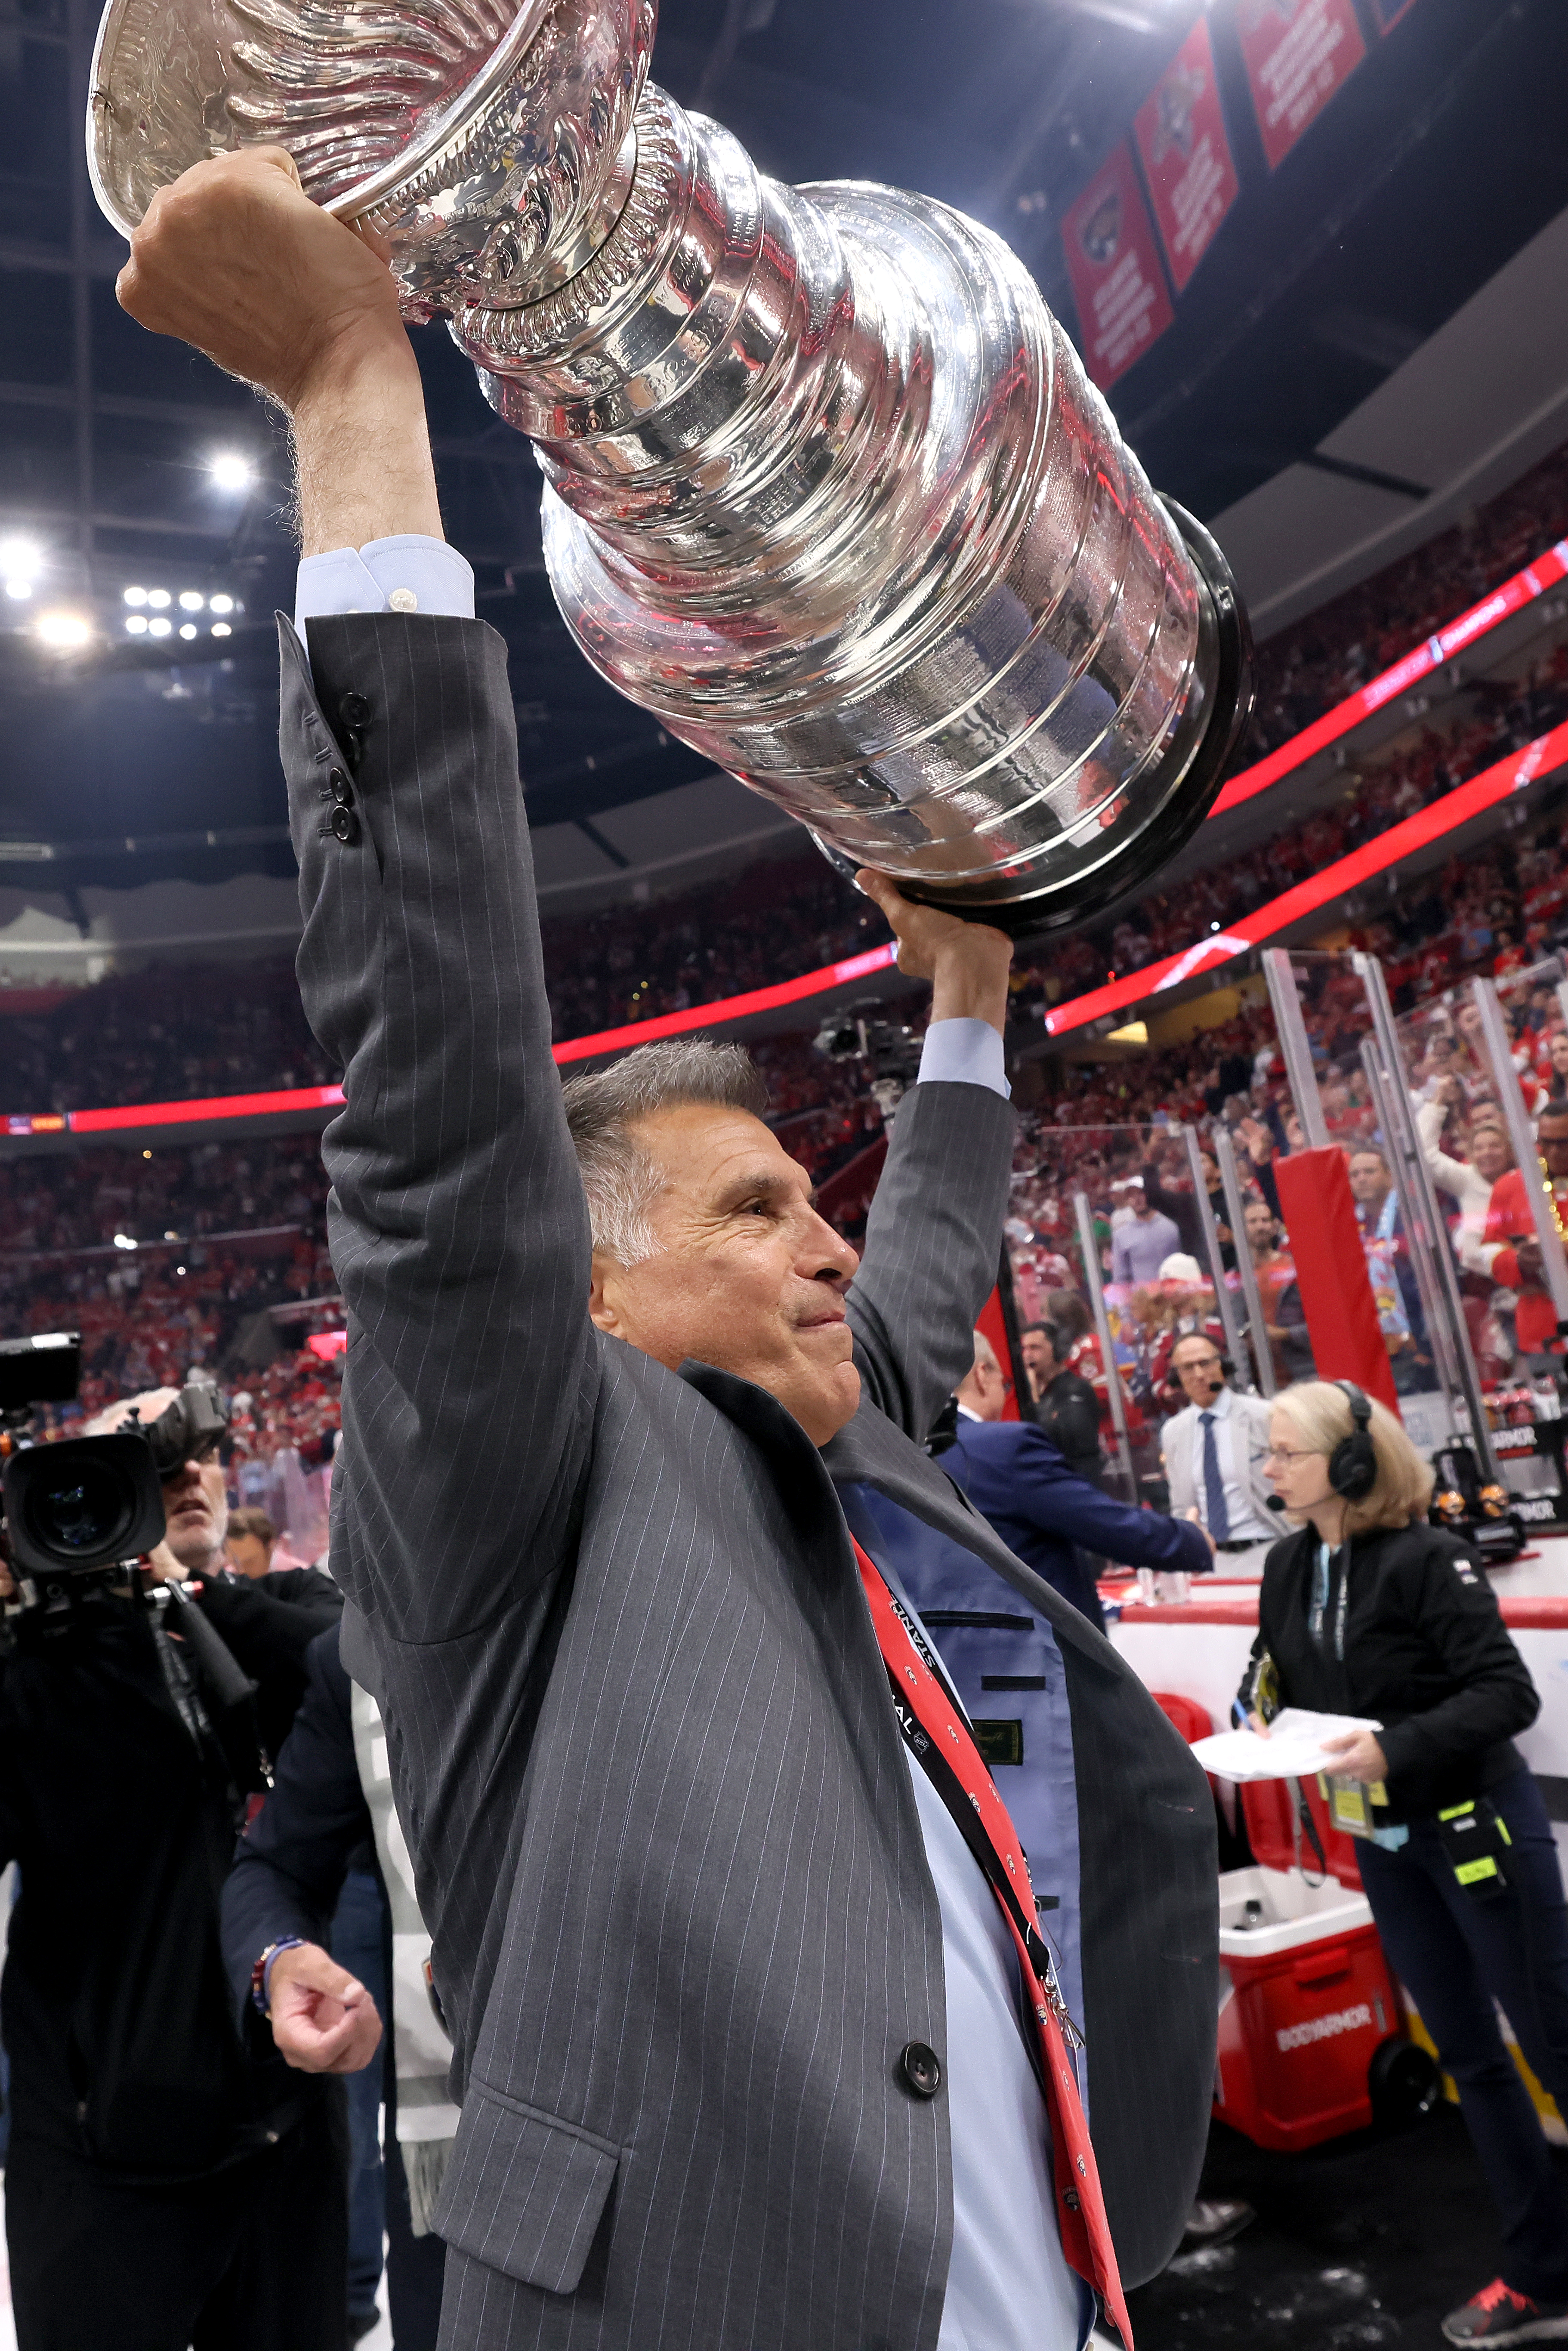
89 0 1252 932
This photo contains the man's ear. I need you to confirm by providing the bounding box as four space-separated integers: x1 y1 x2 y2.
588 1250 621 1336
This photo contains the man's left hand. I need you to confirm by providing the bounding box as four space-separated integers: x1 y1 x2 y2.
267 1942 383 2074
1320 1729 1389 1783
856 871 1013 1034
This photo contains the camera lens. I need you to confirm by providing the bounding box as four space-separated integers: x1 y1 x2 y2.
24 1456 137 1561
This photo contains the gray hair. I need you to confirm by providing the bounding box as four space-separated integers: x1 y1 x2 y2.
562 1038 769 1265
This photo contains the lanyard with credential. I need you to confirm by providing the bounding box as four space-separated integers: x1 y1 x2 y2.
852 1538 1134 2351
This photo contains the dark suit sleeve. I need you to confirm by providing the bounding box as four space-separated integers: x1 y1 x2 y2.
845 1079 1015 1444
999 1426 1213 1572
281 614 596 1645
1375 1536 1540 1784
220 1629 372 2017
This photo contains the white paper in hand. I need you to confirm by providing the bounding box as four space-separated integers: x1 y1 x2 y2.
1190 1707 1383 1783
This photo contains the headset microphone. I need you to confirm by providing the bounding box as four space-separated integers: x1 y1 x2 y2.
1265 1494 1286 1511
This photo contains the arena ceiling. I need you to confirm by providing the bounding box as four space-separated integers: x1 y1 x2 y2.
1 0 1566 897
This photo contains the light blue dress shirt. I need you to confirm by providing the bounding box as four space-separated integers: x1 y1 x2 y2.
296 540 1080 2349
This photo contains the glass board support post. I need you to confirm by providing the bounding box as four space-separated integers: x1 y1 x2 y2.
1355 950 1497 1475
1471 975 1568 1329
1178 1122 1250 1384
1212 1123 1276 1398
1073 1188 1138 1498
1262 948 1330 1150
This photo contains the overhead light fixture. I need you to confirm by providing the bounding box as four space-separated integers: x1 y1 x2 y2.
5 578 32 601
178 590 203 611
0 534 40 579
147 588 171 609
148 615 172 637
179 621 198 639
211 620 231 638
123 586 147 607
125 614 148 635
209 592 234 614
208 450 257 493
35 610 92 651
112 1232 138 1251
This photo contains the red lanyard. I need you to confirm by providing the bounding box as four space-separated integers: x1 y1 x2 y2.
853 1539 1134 2351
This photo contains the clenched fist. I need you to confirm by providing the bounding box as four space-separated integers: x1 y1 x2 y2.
116 145 407 417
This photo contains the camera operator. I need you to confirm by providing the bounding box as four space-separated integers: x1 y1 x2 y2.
1242 1381 1568 2348
0 1376 351 2351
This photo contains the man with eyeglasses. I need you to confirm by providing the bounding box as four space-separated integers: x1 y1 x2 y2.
1160 1337 1276 1562
0 1384 351 2350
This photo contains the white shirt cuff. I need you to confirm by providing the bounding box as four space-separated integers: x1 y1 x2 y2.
916 1018 1010 1100
295 535 475 634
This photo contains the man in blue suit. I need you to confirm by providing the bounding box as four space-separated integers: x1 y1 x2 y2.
947 1332 1213 1630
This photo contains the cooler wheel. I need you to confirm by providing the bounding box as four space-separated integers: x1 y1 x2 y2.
1368 2034 1441 2126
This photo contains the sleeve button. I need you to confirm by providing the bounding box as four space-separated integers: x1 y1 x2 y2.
388 587 418 613
898 2042 942 2099
329 805 360 845
327 767 354 807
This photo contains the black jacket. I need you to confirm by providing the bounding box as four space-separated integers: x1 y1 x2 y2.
1031 1367 1102 1479
1239 1519 1539 1819
0 1572 340 2180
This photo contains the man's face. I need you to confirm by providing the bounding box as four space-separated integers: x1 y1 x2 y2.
1128 1188 1152 1218
1541 1114 1568 1183
1471 1123 1512 1182
1550 1032 1568 1077
1348 1152 1389 1206
161 1453 229 1573
1020 1329 1056 1386
589 1105 862 1447
1172 1340 1223 1407
1243 1200 1274 1256
228 1532 272 1580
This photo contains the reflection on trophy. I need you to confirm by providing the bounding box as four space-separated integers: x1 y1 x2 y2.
87 0 1252 929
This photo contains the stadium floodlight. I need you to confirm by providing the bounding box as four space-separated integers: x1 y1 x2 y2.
148 615 171 637
209 592 234 614
4 578 31 601
0 534 40 577
179 621 198 639
178 590 204 611
208 450 256 493
125 614 148 635
35 610 92 651
211 621 231 638
146 587 171 609
123 585 148 606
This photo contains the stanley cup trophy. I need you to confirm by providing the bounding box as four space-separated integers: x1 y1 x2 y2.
87 0 1253 931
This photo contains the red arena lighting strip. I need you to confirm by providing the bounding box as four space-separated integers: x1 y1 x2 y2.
1212 536 1568 818
547 939 898 1066
3 946 901 1137
1043 716 1568 1040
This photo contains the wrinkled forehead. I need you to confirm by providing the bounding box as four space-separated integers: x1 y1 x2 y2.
631 1103 811 1204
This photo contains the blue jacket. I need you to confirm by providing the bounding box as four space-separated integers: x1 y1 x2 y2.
948 1415 1213 1629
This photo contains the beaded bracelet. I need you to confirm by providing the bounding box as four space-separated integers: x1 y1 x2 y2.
250 1935 307 2018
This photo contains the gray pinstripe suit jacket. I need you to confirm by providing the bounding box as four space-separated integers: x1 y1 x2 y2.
281 613 1217 2351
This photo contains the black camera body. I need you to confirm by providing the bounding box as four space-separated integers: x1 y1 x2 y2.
0 1334 230 1583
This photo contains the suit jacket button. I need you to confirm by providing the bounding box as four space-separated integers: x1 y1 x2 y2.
339 692 370 727
329 805 360 845
327 767 354 807
898 2041 941 2098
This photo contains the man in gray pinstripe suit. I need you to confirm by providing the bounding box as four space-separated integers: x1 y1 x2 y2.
120 149 1219 2351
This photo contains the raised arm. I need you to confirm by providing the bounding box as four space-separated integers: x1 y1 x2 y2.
119 150 596 1644
843 878 1015 1440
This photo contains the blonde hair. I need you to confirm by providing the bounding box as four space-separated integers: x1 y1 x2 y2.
1270 1380 1433 1536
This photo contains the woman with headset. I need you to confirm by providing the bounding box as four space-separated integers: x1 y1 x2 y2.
1242 1380 1568 2349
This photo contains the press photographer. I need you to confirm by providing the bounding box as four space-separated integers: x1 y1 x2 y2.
0 1336 350 2351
